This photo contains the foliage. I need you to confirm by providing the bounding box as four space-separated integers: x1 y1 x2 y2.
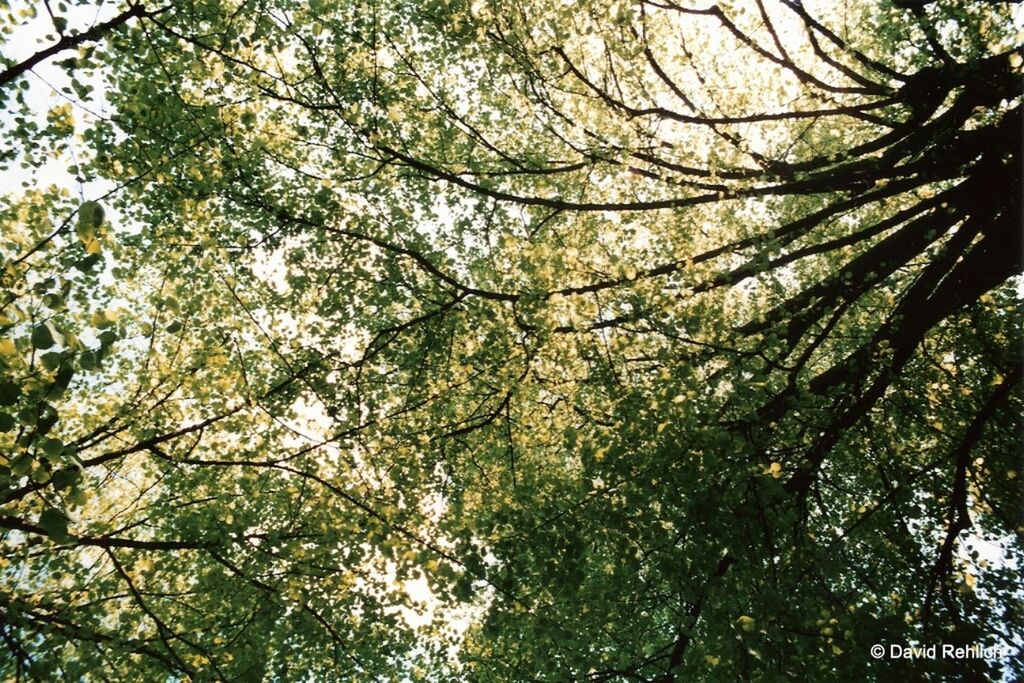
1 0 1021 680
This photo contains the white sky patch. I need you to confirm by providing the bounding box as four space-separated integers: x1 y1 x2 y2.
251 244 292 296
1 2 119 192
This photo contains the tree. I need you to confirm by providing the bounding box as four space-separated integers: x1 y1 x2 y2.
1 0 1021 680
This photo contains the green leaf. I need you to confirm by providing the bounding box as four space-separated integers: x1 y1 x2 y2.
43 292 65 310
76 201 104 236
73 253 103 272
79 351 97 371
38 508 71 543
68 487 88 508
36 404 58 434
51 468 80 491
40 351 63 371
40 437 64 458
17 406 37 426
31 324 55 350
47 363 74 398
0 381 19 406
10 454 31 477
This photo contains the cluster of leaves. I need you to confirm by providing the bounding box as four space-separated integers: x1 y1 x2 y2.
1 0 1021 680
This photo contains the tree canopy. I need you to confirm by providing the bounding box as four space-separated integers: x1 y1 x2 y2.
1 0 1021 680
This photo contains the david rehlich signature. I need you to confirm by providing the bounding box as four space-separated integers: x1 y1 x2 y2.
870 643 1011 660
